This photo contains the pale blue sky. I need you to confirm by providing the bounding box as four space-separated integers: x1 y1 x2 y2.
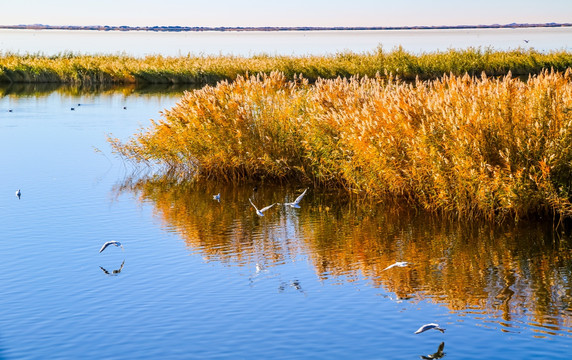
1 0 571 27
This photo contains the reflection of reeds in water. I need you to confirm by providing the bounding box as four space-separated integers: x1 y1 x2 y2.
116 176 572 335
0 82 199 98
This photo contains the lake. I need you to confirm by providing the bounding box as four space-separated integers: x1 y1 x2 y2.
0 29 571 359
1 82 571 359
0 27 571 56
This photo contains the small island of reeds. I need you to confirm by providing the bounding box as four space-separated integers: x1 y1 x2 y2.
109 69 572 222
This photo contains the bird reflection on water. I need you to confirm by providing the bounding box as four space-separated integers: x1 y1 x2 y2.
100 260 125 276
113 178 572 338
279 279 306 295
420 342 445 359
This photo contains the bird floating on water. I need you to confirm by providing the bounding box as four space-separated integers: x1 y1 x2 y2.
415 323 445 334
249 198 275 216
213 193 220 202
99 241 124 253
383 261 409 271
256 263 266 273
15 189 21 199
282 188 309 208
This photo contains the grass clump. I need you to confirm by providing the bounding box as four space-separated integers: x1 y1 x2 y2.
1 48 572 85
109 70 572 221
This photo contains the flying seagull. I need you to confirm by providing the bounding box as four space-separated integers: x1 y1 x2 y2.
414 323 445 334
283 188 309 208
383 261 409 271
213 193 220 202
15 189 21 199
249 198 275 217
99 241 124 253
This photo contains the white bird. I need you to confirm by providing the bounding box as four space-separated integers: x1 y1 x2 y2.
415 323 445 334
283 188 308 208
383 261 409 271
15 189 21 199
249 198 275 216
213 193 220 202
99 241 124 253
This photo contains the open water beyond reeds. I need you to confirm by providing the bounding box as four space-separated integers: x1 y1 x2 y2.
1 84 571 359
1 27 571 56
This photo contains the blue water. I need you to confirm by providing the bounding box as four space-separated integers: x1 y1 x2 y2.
1 86 571 359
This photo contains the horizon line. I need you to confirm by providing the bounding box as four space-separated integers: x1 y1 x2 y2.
1 22 571 32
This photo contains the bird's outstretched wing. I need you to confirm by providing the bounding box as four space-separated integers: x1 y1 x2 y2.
99 242 111 253
292 188 308 205
259 203 276 213
249 198 259 211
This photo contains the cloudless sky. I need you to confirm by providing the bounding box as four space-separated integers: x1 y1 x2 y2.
1 0 571 27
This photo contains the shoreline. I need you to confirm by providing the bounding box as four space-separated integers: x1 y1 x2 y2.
1 48 571 85
1 22 571 33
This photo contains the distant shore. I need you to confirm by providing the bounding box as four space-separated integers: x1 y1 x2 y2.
1 48 571 85
1 22 571 32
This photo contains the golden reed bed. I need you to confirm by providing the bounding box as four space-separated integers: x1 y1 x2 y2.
110 69 572 221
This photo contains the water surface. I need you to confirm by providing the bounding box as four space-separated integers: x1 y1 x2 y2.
0 27 571 56
1 85 571 359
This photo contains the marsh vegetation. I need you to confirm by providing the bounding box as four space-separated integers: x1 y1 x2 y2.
1 47 572 84
110 70 572 221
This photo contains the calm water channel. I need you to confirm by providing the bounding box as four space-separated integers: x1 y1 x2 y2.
1 83 571 359
1 27 572 359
